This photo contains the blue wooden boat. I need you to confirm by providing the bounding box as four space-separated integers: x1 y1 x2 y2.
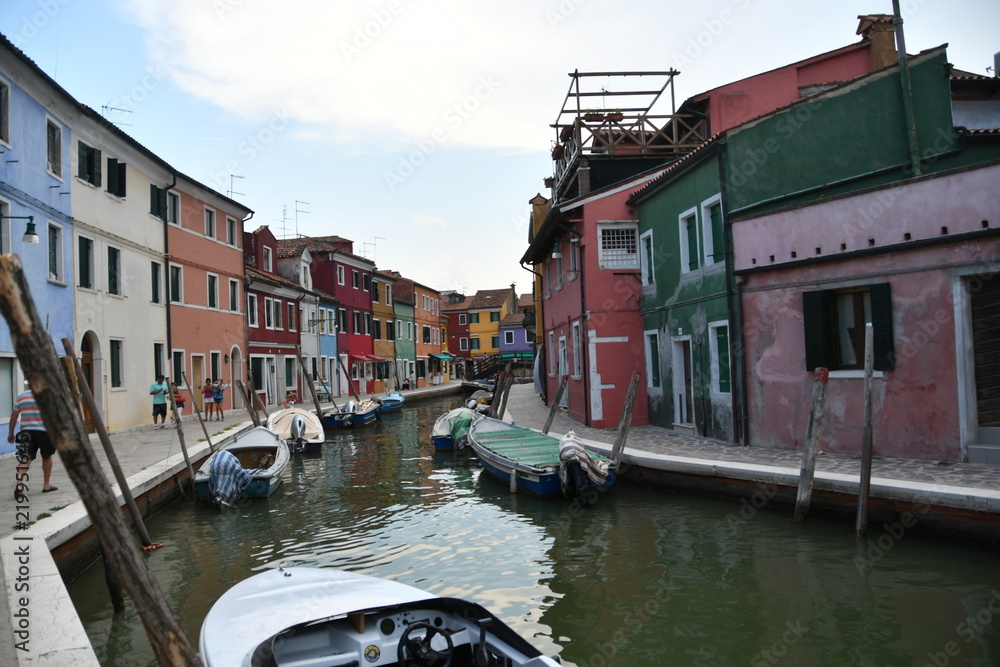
321 399 381 428
468 417 616 502
194 426 290 504
378 391 405 412
430 407 478 450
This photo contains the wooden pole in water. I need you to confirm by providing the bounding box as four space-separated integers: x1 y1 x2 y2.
338 355 362 402
542 375 569 435
496 372 515 420
611 371 640 465
234 379 261 427
183 371 215 452
856 324 875 536
794 367 830 522
166 389 196 493
246 370 271 419
296 346 324 417
0 255 201 665
61 339 154 546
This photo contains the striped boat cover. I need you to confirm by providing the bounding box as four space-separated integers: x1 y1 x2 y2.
209 450 255 504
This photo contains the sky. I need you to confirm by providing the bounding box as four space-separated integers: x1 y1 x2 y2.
1 0 997 296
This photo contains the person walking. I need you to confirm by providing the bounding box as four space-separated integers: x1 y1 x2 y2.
150 374 170 429
171 383 187 424
202 379 215 421
7 382 58 496
212 380 228 421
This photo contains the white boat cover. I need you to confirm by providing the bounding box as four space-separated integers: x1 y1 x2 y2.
558 430 610 486
208 450 256 504
267 407 324 443
200 567 435 667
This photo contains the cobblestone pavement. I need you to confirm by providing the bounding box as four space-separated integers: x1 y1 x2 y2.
503 383 1000 490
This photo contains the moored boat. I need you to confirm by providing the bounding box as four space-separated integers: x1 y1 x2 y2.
430 407 479 450
322 398 381 428
267 406 325 453
194 426 289 504
468 417 615 502
199 566 561 667
378 391 405 412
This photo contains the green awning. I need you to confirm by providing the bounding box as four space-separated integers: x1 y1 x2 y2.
430 353 451 361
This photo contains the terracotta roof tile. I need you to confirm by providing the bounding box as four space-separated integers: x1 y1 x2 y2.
470 288 513 310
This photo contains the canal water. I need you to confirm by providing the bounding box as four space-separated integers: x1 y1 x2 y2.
69 395 1000 666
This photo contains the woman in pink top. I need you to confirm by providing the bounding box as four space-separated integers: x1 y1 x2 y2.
202 379 215 420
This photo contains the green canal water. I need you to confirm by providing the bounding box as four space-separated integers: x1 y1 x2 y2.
69 395 1000 666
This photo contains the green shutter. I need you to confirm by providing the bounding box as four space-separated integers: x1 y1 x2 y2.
870 283 895 371
648 334 660 387
802 290 835 371
107 157 119 194
686 216 699 270
90 147 102 185
710 204 724 262
78 141 88 179
716 327 731 393
643 236 654 284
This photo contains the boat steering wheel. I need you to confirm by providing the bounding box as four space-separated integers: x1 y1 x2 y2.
397 621 453 667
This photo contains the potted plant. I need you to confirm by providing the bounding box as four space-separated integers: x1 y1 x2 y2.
544 176 555 188
583 110 604 122
551 144 565 159
607 110 624 122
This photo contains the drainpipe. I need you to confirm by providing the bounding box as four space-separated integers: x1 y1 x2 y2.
892 0 921 177
163 173 177 381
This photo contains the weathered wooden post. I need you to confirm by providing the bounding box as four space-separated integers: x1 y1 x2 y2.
296 346 325 417
542 375 569 435
0 255 201 665
856 324 875 536
794 367 830 522
338 356 363 402
234 379 261 427
183 371 215 453
246 369 271 419
611 371 640 465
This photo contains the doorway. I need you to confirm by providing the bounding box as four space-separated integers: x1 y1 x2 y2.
672 337 694 429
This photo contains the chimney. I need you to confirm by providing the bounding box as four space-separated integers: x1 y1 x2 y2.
857 14 897 72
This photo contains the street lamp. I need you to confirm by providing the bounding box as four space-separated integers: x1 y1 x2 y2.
0 215 38 244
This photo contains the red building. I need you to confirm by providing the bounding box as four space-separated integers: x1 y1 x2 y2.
441 291 473 377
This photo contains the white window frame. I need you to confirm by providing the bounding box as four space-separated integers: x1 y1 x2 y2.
227 217 237 246
107 245 122 296
460 337 469 351
109 338 125 389
273 298 282 329
47 221 64 283
207 273 219 309
458 313 467 325
0 78 10 147
503 330 514 346
640 229 655 286
700 194 724 267
644 330 660 389
46 117 62 179
169 263 183 303
337 265 345 285
678 206 699 275
204 207 216 239
263 246 273 273
571 322 582 378
229 278 240 312
247 293 258 327
77 233 96 290
547 331 556 375
166 191 180 225
264 297 274 329
287 302 296 331
596 220 639 270
352 270 359 290
151 260 162 304
709 320 731 395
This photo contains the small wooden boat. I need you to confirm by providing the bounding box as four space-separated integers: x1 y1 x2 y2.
468 417 616 502
378 391 405 412
267 407 325 453
321 399 381 428
194 426 289 504
430 407 478 450
199 566 561 667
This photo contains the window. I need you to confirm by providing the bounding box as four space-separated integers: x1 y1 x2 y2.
337 265 345 285
285 358 295 389
106 157 126 197
386 286 392 305
458 314 467 325
353 310 362 334
150 185 166 219
169 265 182 302
491 334 499 349
373 319 382 340
227 217 237 246
598 222 638 269
386 320 395 341
470 337 480 351
229 279 239 311
572 322 582 377
802 284 895 372
339 309 349 334
110 339 124 388
548 331 555 374
469 312 479 324
640 230 655 286
151 261 162 304
207 274 218 309
423 326 431 344
558 336 568 378
352 270 359 289
167 192 179 224
679 207 699 274
264 297 274 328
78 236 94 289
47 222 63 282
211 353 221 383
460 337 469 351
407 321 413 340
154 342 165 379
107 246 121 295
504 330 514 346
172 351 184 385
363 274 371 292
273 298 282 329
645 332 660 388
0 200 9 254
263 246 273 272
78 142 101 186
287 303 296 331
204 208 216 239
490 311 500 322
365 313 372 335
709 322 731 393
0 79 9 145
701 195 724 267
372 281 380 303
46 119 61 177
247 293 258 327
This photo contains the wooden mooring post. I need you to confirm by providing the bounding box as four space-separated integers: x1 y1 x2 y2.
542 375 569 435
234 379 261 427
856 324 876 536
297 346 325 417
611 371 640 466
793 367 830 522
0 255 201 664
183 371 215 453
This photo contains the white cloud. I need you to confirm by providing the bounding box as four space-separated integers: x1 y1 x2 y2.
413 214 446 228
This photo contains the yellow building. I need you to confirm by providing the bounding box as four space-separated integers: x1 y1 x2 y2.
372 271 398 392
467 286 518 356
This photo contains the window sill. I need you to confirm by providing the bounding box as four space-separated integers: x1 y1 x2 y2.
105 192 125 203
47 279 68 288
829 370 885 380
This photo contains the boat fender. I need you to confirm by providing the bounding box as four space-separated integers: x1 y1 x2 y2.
509 466 518 493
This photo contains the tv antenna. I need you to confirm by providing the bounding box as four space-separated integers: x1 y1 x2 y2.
101 103 133 127
362 236 385 262
295 200 311 238
276 205 289 238
227 174 245 200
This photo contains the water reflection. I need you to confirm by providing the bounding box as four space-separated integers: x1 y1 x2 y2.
69 395 1000 666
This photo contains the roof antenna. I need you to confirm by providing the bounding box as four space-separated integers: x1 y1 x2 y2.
295 200 310 238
